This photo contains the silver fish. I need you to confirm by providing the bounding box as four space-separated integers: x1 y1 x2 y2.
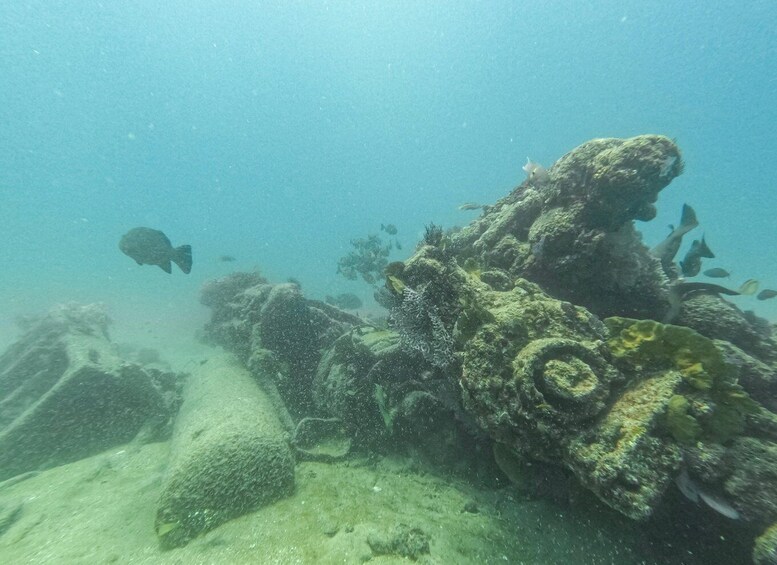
651 204 698 274
739 279 760 295
675 469 739 520
522 157 550 185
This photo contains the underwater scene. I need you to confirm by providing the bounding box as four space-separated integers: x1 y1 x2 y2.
1 2 777 564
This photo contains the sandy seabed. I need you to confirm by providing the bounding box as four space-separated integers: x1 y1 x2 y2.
0 436 670 565
0 303 753 564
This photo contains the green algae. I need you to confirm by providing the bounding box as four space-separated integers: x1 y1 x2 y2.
665 394 702 444
605 317 759 444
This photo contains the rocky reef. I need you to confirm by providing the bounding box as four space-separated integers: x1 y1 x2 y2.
364 135 777 561
200 271 491 478
296 135 776 561
1 134 762 558
195 138 777 562
453 135 682 319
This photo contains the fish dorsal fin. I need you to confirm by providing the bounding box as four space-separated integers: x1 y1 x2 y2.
699 235 715 258
680 204 698 230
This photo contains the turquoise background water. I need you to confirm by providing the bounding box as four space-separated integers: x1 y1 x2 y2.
1 1 775 354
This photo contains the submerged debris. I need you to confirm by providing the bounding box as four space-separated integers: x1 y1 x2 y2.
368 523 431 561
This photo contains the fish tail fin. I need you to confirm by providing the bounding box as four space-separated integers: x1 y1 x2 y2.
699 236 715 258
679 204 699 233
173 245 193 274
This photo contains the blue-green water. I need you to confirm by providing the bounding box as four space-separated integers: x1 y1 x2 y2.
2 2 776 350
1 3 776 563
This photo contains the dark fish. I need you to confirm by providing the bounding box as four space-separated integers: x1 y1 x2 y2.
458 202 483 211
651 204 698 273
380 223 398 235
325 292 363 310
394 239 403 251
703 268 730 278
218 255 236 262
757 289 777 301
679 235 714 277
119 227 192 274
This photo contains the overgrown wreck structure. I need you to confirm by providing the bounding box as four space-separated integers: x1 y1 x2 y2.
202 135 777 563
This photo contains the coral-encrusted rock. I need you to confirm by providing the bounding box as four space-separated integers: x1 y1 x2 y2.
201 273 361 415
754 522 777 565
313 328 408 445
155 354 294 548
453 134 680 319
458 280 617 451
313 326 475 467
0 303 182 481
723 437 777 524
676 294 777 365
457 280 686 518
567 372 683 519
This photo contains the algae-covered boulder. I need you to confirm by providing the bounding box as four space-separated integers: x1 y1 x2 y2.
201 273 361 416
605 317 759 445
313 325 477 471
455 279 685 519
155 353 294 548
313 327 408 445
0 303 182 482
457 279 618 455
452 134 680 319
600 317 777 525
754 522 777 565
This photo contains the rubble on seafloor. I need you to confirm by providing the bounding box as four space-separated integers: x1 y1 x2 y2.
2 135 776 564
199 135 777 562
